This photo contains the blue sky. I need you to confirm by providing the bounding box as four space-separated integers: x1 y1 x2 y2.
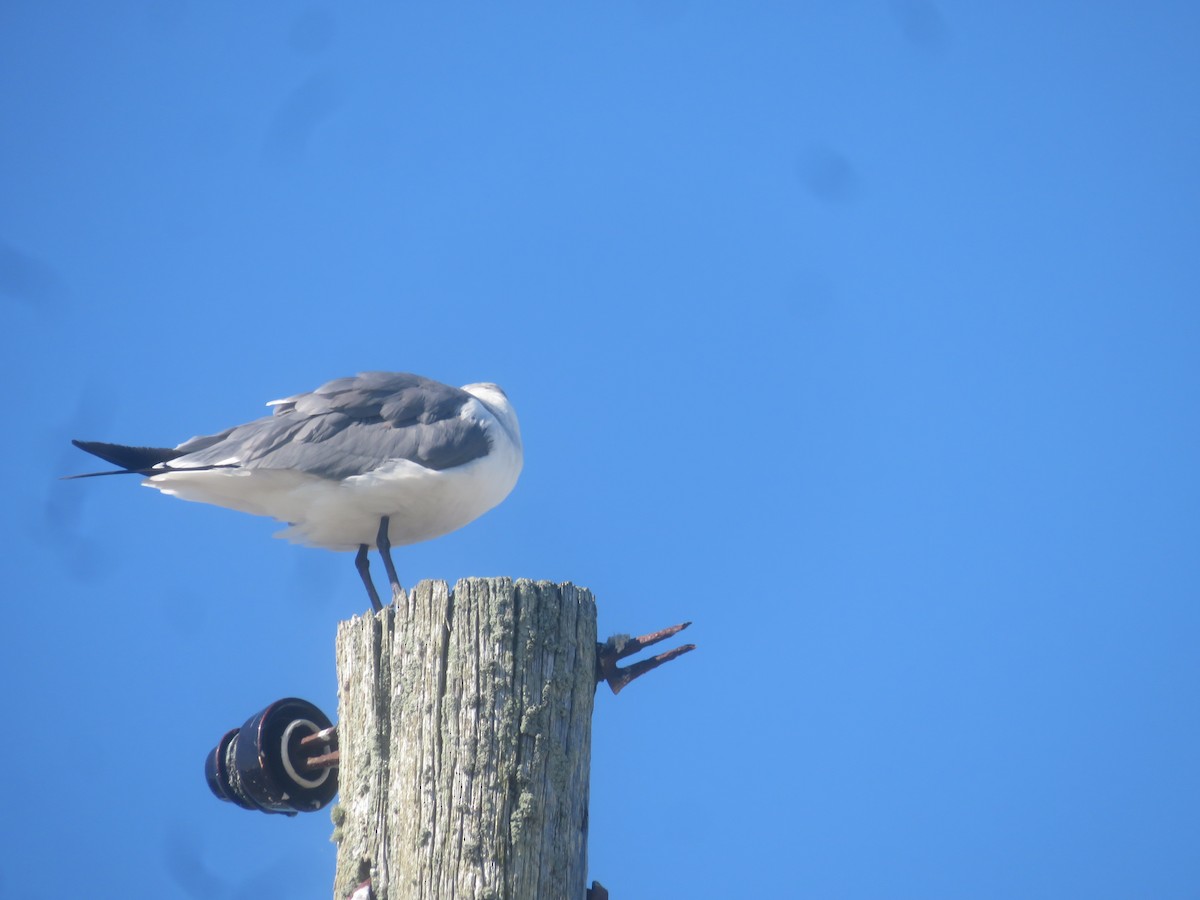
3 2 1199 897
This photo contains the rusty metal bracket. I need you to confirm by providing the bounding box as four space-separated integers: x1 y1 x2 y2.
596 621 695 695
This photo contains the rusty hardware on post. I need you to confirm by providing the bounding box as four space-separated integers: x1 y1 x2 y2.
596 621 696 694
300 725 341 770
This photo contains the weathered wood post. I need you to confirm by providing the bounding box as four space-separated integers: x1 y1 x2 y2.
332 577 597 900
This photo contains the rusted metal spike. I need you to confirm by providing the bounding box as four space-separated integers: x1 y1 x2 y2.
607 620 692 661
300 725 338 748
304 750 341 771
597 621 696 695
601 643 696 694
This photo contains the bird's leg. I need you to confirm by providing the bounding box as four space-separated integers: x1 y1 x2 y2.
375 516 404 600
355 543 384 613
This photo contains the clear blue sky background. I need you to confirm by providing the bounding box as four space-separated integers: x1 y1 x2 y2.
3 3 1198 898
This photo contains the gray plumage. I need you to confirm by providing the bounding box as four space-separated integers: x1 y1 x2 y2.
172 372 492 480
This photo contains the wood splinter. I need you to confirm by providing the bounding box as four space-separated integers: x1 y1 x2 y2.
596 621 696 695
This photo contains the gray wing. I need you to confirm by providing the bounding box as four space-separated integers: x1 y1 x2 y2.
171 372 491 480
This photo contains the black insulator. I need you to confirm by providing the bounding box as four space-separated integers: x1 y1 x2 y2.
204 698 338 815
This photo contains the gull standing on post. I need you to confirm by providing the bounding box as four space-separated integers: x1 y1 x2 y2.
68 372 524 611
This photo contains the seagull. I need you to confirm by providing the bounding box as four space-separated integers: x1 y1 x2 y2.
68 371 523 611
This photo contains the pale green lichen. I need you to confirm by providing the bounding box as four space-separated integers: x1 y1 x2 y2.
329 802 346 843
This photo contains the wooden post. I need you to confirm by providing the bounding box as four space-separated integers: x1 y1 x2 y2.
331 578 597 900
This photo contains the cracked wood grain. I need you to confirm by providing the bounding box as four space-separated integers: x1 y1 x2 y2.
333 579 597 900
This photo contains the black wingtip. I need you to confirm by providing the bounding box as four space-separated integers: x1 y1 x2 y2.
66 440 242 479
60 469 142 480
71 439 183 471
